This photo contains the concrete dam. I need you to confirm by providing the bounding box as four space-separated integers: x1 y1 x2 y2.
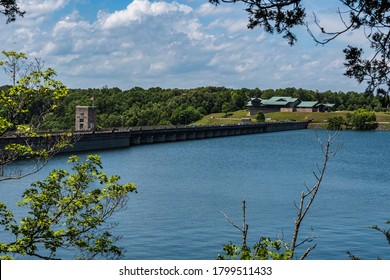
63 121 309 153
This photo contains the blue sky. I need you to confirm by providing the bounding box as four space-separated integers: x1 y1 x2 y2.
0 0 369 92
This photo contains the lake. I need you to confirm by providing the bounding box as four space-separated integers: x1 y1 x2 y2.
1 129 389 260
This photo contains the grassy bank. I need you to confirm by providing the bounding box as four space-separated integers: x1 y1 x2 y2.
194 110 390 130
193 110 250 125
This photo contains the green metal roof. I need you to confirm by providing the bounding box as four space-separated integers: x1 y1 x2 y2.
297 101 319 108
262 96 299 106
323 103 335 108
246 97 334 109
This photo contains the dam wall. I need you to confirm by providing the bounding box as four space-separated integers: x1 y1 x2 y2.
1 122 309 154
63 121 309 153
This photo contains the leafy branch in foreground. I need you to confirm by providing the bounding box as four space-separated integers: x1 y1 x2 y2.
370 220 390 245
347 220 390 260
1 51 73 181
209 0 306 46
0 154 136 260
211 0 390 103
0 0 24 23
218 132 340 260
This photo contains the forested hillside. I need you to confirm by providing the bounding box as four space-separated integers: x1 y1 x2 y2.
13 86 386 130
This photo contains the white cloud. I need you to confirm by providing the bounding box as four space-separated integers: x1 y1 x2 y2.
101 0 192 30
0 0 367 92
43 41 56 55
280 64 293 72
53 20 78 36
150 62 167 72
255 33 267 43
19 0 68 18
174 18 211 41
209 18 248 34
196 3 233 16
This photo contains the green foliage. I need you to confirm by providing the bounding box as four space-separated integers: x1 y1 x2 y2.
34 86 387 130
255 112 265 122
347 109 377 130
327 116 344 130
210 0 305 46
0 51 68 133
370 220 390 245
325 109 378 131
0 50 27 86
1 52 136 260
347 220 390 260
171 104 203 125
217 238 293 260
221 102 232 116
0 155 136 260
0 51 71 180
347 251 361 260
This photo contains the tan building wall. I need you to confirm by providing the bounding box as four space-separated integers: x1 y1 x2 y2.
280 107 295 112
296 108 318 112
247 107 280 116
75 106 97 131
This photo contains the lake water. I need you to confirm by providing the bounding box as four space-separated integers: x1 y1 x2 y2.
1 129 389 260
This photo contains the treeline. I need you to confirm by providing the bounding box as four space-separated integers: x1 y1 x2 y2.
35 86 387 130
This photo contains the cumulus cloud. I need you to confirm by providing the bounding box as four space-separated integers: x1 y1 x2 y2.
208 18 248 34
174 18 212 41
0 0 367 92
196 3 234 16
100 0 192 29
19 0 68 19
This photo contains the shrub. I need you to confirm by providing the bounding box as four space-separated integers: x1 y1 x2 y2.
256 112 265 122
327 116 344 130
350 109 377 130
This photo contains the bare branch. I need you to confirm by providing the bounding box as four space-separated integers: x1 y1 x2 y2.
290 131 338 259
220 210 243 232
221 200 249 248
299 244 317 260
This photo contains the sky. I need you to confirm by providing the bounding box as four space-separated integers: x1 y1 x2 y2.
0 0 370 92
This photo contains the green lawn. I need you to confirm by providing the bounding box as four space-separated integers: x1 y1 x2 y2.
266 111 349 123
193 110 254 125
194 110 390 130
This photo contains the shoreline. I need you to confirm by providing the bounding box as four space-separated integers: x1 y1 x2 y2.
308 123 390 131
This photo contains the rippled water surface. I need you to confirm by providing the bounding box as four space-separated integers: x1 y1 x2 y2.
1 130 389 259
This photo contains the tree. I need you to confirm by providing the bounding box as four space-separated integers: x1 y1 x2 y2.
0 51 27 86
256 111 265 122
0 154 136 260
211 0 305 46
0 0 24 23
221 102 232 117
0 51 70 181
0 51 137 260
171 104 203 125
348 108 377 130
218 132 340 260
327 116 345 130
210 0 390 104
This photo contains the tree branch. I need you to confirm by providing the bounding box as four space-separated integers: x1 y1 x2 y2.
290 131 339 259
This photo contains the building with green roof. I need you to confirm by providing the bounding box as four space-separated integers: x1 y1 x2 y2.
296 101 321 112
246 97 335 115
246 96 300 115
